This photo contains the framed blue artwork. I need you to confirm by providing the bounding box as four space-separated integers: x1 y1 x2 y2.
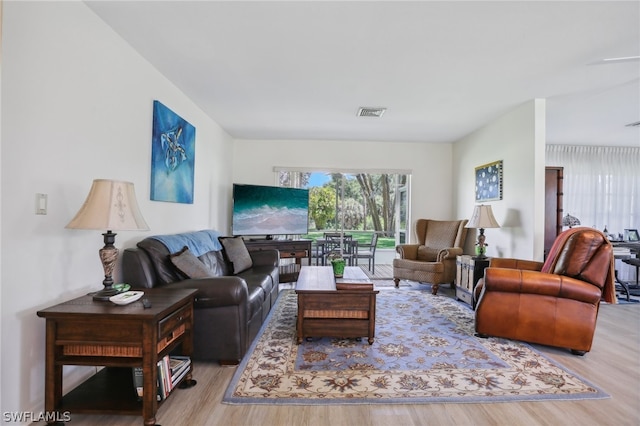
150 100 196 204
475 160 503 202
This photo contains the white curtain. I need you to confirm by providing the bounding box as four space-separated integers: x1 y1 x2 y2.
546 145 640 281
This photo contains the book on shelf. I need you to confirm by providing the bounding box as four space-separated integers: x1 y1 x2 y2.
132 367 144 400
169 355 190 376
170 356 192 388
158 358 168 400
131 355 191 401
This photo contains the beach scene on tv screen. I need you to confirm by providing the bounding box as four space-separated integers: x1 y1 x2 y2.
232 185 309 236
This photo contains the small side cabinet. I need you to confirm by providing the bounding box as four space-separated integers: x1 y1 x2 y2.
455 255 490 308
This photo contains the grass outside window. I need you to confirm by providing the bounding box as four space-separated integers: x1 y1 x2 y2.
301 231 395 249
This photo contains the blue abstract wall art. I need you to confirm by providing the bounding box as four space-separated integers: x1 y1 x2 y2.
151 100 196 204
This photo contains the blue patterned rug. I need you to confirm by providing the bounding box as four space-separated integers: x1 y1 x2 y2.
223 287 609 404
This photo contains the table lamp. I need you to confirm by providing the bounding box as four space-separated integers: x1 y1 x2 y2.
466 204 500 259
561 214 581 228
66 179 149 300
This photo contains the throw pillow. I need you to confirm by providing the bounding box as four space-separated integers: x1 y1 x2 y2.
417 246 439 261
170 246 216 279
218 236 253 274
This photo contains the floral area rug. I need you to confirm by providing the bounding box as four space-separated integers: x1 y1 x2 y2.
223 288 609 405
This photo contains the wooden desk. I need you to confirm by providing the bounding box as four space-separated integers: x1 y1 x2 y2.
295 266 378 344
612 242 640 301
244 239 312 283
37 288 197 426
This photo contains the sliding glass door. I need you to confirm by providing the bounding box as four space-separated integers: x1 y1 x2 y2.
277 169 410 248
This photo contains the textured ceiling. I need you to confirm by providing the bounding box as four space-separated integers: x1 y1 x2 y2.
86 1 640 146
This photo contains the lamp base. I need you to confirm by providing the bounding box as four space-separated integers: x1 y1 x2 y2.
90 287 121 301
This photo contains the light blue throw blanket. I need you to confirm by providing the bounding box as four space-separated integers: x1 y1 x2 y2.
150 230 223 256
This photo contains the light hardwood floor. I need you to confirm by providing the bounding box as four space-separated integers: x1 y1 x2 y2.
36 289 640 426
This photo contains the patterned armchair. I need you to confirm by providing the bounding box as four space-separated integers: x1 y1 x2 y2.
393 219 468 294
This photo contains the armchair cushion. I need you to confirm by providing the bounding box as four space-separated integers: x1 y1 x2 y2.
423 219 467 249
417 246 439 261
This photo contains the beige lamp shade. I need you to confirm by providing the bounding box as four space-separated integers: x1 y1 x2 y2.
466 204 500 229
465 204 499 259
66 179 149 231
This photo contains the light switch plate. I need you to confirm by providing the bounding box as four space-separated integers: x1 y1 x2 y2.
36 193 48 215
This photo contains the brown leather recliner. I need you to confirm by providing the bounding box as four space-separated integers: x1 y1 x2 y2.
474 227 616 355
393 219 468 294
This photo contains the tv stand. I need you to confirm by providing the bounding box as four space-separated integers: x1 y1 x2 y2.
244 239 311 283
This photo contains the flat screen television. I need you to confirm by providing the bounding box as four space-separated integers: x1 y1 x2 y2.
232 183 309 238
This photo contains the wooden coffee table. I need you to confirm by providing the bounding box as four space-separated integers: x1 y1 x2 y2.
295 266 379 344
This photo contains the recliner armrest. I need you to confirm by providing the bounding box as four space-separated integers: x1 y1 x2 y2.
490 257 543 271
483 268 602 304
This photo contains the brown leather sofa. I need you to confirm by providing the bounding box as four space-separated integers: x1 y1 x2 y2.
122 230 279 364
474 227 616 355
393 219 468 294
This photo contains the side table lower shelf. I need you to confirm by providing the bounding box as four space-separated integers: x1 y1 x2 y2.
58 367 195 415
60 368 146 415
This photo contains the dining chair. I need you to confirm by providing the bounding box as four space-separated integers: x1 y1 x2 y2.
355 233 378 273
323 233 354 265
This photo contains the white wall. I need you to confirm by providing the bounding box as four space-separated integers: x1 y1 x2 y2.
232 139 457 239
0 1 547 419
453 100 546 260
1 2 233 418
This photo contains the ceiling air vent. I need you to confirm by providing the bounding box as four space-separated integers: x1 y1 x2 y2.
625 121 640 127
357 107 386 118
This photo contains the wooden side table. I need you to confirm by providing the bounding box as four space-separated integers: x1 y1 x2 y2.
455 255 490 308
37 288 197 426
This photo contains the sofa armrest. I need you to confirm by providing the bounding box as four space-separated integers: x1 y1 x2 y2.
396 244 419 260
490 257 543 271
167 277 249 309
483 268 602 304
122 247 156 289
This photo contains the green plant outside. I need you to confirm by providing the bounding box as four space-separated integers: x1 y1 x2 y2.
301 231 396 249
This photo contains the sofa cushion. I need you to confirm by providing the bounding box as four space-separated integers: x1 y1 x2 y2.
170 246 216 279
238 267 274 298
198 250 230 276
219 236 253 274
